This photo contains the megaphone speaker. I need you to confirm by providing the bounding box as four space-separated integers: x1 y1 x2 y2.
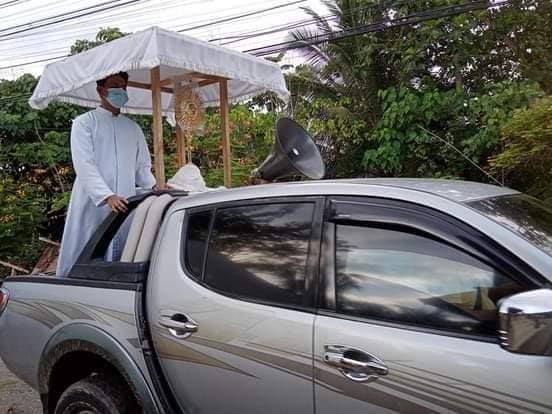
252 118 325 181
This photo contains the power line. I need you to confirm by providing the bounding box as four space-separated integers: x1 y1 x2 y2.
0 0 129 34
0 0 298 50
177 0 307 33
0 0 410 56
206 0 450 49
0 54 68 70
246 0 508 56
202 0 412 42
419 126 504 186
0 0 146 39
0 0 206 44
1 0 71 21
2 1 304 64
210 15 332 44
0 0 508 74
0 0 23 8
0 0 205 52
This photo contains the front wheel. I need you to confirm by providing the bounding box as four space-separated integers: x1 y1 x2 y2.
54 373 137 414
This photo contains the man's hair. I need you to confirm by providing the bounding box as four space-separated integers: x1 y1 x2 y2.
96 71 129 87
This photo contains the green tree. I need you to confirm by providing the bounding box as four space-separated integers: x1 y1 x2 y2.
491 96 552 202
70 27 127 54
289 0 550 185
0 74 83 270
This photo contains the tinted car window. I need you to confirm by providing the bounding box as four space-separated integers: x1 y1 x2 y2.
185 210 212 279
469 194 552 256
335 224 524 334
205 203 314 306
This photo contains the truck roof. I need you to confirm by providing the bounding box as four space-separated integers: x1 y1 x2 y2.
329 178 518 202
185 178 518 204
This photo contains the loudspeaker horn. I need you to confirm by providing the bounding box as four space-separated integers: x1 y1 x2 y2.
252 118 325 181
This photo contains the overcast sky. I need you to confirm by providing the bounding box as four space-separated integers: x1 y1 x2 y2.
0 0 327 80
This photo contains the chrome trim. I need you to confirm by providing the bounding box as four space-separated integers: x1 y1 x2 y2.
159 312 198 340
323 344 388 383
499 289 552 356
0 287 9 316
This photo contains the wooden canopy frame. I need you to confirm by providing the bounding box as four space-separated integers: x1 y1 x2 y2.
127 66 232 187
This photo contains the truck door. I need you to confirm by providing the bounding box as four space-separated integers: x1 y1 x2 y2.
147 197 323 414
314 197 552 413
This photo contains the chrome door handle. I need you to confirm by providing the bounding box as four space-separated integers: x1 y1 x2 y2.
324 345 388 383
159 313 198 339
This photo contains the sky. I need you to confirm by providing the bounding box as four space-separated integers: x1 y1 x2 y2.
0 0 328 80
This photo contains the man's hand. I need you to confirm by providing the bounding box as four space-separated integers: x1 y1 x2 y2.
106 195 128 213
153 183 172 191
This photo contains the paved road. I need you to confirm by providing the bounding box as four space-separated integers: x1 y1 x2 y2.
0 358 41 414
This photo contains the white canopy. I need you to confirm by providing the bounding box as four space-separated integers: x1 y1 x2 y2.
29 26 289 114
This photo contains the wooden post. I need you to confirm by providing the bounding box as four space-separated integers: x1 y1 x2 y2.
151 66 165 185
174 77 186 168
176 125 186 166
219 79 232 187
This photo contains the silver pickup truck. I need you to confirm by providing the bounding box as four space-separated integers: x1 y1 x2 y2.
1 179 552 414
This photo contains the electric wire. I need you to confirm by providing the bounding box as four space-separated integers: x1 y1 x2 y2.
0 0 147 39
0 1 509 79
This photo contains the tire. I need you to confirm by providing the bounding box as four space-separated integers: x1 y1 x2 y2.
54 373 137 414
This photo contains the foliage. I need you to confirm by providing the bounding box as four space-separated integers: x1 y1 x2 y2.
491 96 552 202
366 82 542 178
291 96 367 178
0 74 84 273
0 177 47 267
70 27 127 54
192 105 278 187
289 0 550 185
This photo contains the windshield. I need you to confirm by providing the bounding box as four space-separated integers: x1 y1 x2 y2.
469 195 552 256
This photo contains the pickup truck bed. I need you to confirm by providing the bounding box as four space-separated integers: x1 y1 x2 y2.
0 276 163 413
0 191 183 413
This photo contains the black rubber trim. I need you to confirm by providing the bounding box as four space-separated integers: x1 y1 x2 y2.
318 200 336 311
70 261 149 283
68 190 188 281
4 276 140 291
307 199 325 310
135 283 182 414
178 196 325 311
327 196 546 286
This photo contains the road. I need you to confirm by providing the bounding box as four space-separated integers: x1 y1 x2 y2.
0 358 41 414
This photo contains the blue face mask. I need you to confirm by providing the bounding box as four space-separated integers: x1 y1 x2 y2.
106 88 129 108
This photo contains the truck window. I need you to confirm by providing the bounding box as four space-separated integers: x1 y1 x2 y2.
203 202 314 306
185 210 213 279
334 224 525 335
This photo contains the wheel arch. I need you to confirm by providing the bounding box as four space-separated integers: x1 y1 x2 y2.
38 323 160 414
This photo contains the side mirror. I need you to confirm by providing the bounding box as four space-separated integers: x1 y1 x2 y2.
499 289 552 356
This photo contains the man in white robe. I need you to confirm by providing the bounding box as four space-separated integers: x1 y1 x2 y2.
56 72 157 277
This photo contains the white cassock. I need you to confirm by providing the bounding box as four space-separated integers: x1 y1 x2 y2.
56 107 156 277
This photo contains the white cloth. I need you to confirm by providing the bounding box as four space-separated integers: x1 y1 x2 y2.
56 107 156 277
168 163 207 192
28 27 289 115
168 163 226 192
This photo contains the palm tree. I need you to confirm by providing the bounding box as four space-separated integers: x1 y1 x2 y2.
288 0 395 128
